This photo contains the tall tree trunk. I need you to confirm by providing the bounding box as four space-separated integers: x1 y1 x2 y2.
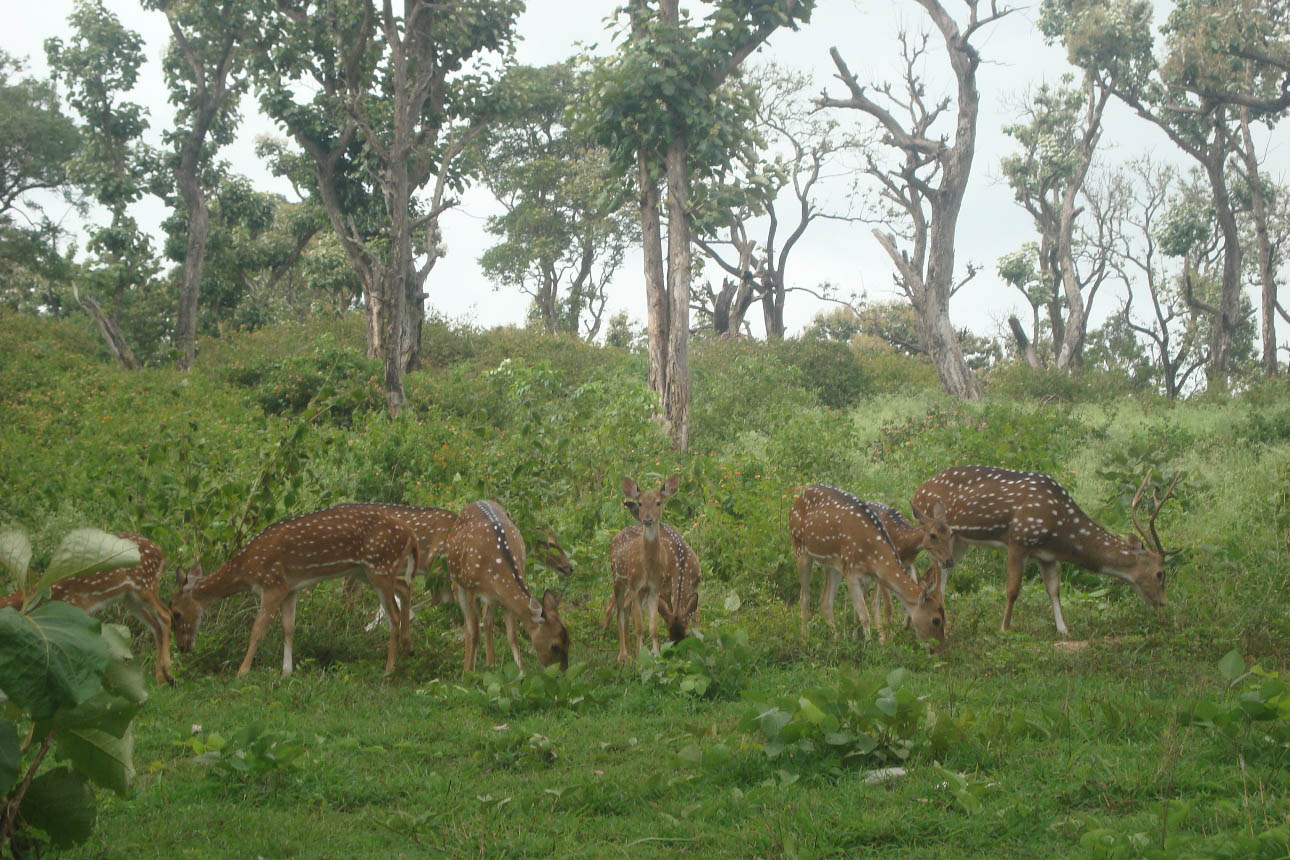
1203 143 1242 391
664 132 692 451
923 209 982 400
638 152 668 405
1008 315 1041 368
761 272 786 339
173 151 208 371
1239 107 1279 377
74 285 140 370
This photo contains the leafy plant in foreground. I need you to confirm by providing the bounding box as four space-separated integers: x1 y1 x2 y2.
0 529 147 853
470 661 616 715
1179 649 1290 766
638 628 753 699
182 725 313 784
738 668 966 771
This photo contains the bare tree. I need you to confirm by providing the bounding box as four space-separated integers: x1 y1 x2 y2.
694 64 852 339
1110 160 1208 398
819 1 1011 401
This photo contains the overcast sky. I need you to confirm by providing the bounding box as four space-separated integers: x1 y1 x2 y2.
7 1 1288 342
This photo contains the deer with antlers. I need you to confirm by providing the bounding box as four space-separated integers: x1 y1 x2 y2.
1 533 173 685
791 485 946 645
169 506 419 677
608 475 702 662
444 501 569 674
912 466 1179 636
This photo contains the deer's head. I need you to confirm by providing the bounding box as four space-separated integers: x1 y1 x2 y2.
169 563 207 652
906 578 947 646
658 590 699 644
528 589 569 671
1121 470 1181 607
532 528 574 576
622 475 680 538
912 499 955 570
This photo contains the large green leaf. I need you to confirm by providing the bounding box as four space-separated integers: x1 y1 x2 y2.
19 765 96 848
44 624 145 740
0 602 109 721
0 719 19 794
55 725 135 796
28 529 139 597
0 530 32 587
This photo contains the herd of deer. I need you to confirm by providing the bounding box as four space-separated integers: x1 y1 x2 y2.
0 465 1178 683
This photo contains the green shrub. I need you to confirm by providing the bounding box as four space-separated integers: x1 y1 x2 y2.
984 362 1148 402
772 337 873 409
223 334 382 426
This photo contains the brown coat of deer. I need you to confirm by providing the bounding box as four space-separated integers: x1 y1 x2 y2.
790 485 946 645
169 506 419 677
444 500 569 674
1 533 173 685
864 500 955 632
912 465 1178 636
608 476 702 662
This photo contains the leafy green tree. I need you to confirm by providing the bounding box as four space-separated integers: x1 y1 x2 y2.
0 530 147 854
47 0 165 370
254 0 522 416
0 51 81 305
478 63 635 340
1000 75 1115 368
578 0 814 450
820 1 1011 402
145 0 255 370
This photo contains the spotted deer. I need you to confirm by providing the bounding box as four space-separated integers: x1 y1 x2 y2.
444 501 569 674
608 475 702 662
864 500 955 630
789 485 946 646
169 506 419 677
337 503 459 642
1 533 173 685
912 465 1179 636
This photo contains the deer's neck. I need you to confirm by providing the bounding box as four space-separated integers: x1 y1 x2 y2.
874 556 924 610
881 519 923 564
1049 524 1143 576
193 560 260 605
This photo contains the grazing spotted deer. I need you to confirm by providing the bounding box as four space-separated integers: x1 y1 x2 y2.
608 476 702 662
0 533 173 685
789 485 946 646
169 506 419 677
912 465 1179 636
444 501 569 674
337 503 459 643
865 500 955 631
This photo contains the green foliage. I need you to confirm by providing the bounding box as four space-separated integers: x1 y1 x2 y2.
1180 649 1290 767
223 334 382 425
0 529 146 852
638 628 753 699
737 668 964 772
771 338 872 409
871 400 1089 478
184 725 312 785
470 662 616 715
984 361 1145 402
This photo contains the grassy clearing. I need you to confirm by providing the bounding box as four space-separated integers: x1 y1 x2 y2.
2 314 1288 857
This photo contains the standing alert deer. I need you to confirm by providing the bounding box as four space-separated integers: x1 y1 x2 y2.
912 465 1179 636
169 506 419 677
790 485 946 646
609 475 702 662
1 533 173 685
444 501 569 674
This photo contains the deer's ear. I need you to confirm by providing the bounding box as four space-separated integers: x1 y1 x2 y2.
1126 535 1144 550
683 591 699 617
657 595 674 618
621 477 641 499
918 578 938 605
661 474 680 500
541 588 560 617
931 500 947 520
179 562 202 588
528 596 544 624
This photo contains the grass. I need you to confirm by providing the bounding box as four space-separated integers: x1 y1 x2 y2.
65 583 1290 859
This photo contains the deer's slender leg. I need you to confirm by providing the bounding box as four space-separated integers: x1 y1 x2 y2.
1001 544 1027 633
1038 559 1068 637
796 549 813 638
